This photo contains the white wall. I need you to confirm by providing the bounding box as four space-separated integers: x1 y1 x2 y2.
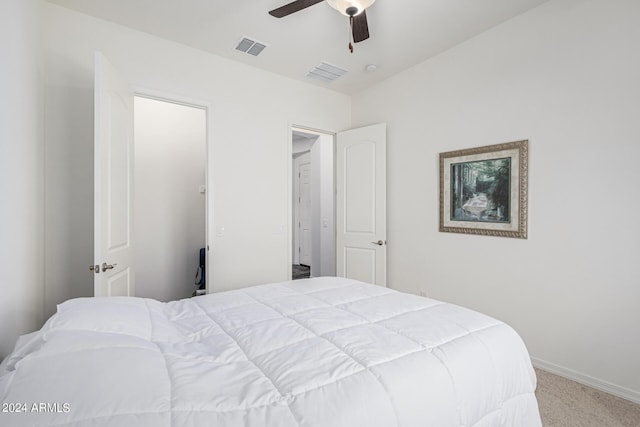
42 2 351 318
134 97 206 302
352 0 640 402
0 0 45 359
310 133 335 277
44 84 94 321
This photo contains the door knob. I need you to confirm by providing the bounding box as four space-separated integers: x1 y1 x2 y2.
101 262 117 272
371 240 384 246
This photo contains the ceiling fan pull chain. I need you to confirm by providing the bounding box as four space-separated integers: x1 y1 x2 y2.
348 15 354 53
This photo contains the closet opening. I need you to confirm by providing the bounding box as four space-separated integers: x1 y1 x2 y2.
134 96 207 301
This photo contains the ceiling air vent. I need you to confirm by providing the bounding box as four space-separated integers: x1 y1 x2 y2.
306 62 348 83
235 37 267 56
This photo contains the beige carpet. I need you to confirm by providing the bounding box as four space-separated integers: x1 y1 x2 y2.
535 368 640 427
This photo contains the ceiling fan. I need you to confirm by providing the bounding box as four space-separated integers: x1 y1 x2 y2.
269 0 375 53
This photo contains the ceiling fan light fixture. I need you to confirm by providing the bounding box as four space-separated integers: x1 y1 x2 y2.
326 0 376 16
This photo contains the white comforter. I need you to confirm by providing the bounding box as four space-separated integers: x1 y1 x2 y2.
0 277 541 426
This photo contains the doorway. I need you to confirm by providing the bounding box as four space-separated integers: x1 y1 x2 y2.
291 128 336 279
134 96 207 301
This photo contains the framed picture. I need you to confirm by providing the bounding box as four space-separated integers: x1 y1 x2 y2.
439 140 528 239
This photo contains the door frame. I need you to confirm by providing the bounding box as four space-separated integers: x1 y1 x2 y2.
133 86 214 293
287 124 336 280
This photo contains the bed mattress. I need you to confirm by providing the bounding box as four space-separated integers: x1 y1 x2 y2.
0 277 541 426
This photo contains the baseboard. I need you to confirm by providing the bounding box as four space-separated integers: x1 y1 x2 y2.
531 357 640 405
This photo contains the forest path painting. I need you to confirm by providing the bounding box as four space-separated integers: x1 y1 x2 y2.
440 140 528 239
450 157 511 223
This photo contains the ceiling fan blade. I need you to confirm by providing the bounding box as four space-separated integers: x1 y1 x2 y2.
351 10 370 43
269 0 325 18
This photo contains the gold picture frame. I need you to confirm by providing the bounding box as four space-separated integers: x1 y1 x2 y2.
439 140 528 239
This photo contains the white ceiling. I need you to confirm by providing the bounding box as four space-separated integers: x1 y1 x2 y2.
46 0 550 95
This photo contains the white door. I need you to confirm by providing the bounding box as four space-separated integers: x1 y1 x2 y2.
299 162 312 266
336 123 387 286
93 52 135 297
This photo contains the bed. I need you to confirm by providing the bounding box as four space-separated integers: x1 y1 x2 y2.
0 277 541 426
